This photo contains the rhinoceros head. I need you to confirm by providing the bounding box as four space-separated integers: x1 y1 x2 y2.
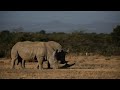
55 49 69 64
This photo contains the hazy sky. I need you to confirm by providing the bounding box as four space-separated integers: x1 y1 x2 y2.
0 11 120 24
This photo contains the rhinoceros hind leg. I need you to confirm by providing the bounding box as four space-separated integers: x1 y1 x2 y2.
37 57 44 70
36 63 39 69
11 58 17 69
47 61 51 69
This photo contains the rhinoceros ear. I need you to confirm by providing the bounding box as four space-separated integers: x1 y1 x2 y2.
52 49 58 58
57 49 62 53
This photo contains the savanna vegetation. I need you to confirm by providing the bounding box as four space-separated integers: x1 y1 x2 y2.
0 25 120 58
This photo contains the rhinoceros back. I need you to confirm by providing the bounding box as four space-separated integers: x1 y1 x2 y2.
11 41 46 61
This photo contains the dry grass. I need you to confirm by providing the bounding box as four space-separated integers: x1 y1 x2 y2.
0 54 120 79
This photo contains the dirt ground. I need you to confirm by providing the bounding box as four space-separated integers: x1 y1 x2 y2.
0 55 120 79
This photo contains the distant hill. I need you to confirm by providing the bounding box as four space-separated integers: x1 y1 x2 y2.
0 20 120 33
81 21 120 33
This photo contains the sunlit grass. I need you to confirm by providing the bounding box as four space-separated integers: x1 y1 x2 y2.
0 54 120 79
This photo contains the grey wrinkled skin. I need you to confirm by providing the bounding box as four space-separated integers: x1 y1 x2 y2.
11 41 66 69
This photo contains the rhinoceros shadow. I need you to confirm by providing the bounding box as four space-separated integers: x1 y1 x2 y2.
60 62 75 69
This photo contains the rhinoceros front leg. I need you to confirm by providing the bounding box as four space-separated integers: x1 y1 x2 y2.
37 61 50 69
47 61 51 69
48 57 59 69
37 57 44 70
21 60 25 69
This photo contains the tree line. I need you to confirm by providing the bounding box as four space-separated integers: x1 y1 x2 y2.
0 25 120 58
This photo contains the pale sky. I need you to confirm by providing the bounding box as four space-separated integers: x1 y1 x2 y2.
0 11 120 33
0 11 120 24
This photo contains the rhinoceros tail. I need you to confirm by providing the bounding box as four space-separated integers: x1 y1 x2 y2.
17 52 22 65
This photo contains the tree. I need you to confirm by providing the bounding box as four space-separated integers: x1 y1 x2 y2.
111 25 120 46
0 30 11 44
39 30 46 34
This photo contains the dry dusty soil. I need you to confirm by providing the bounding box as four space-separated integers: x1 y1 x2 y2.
0 55 120 79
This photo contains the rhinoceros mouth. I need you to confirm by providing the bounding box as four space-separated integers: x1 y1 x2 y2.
59 61 68 64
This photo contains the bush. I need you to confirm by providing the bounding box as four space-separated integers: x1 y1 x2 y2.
1 25 120 58
0 50 5 58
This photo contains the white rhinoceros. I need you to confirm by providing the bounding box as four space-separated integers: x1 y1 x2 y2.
11 41 66 69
